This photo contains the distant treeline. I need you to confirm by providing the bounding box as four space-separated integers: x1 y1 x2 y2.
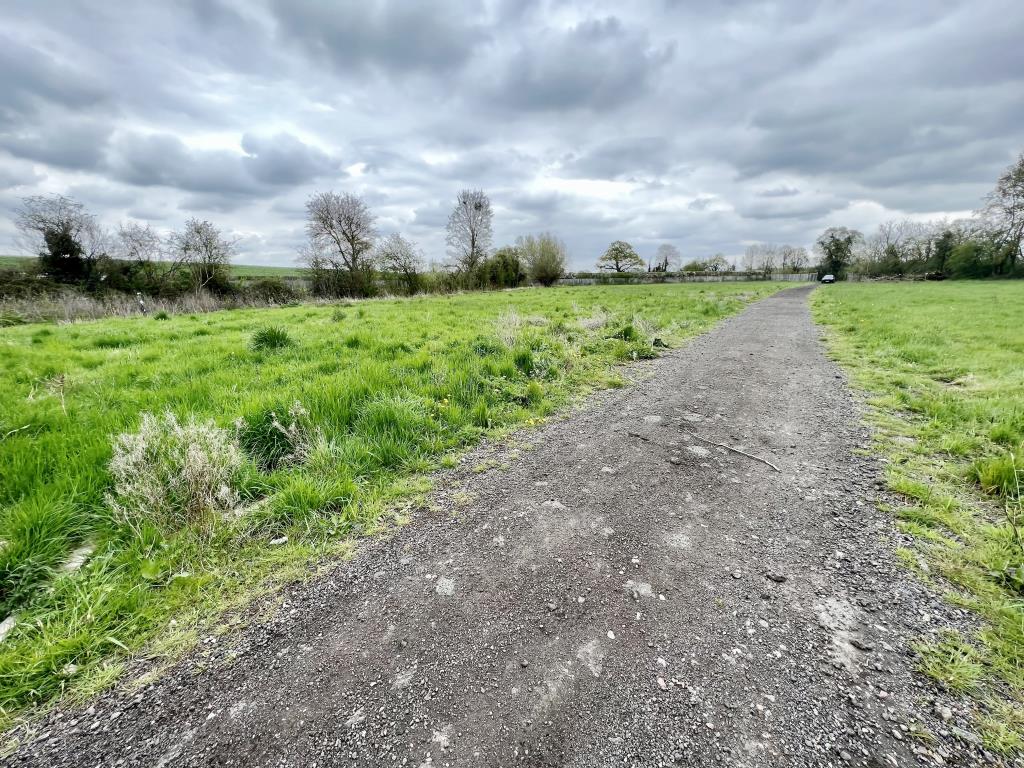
2 151 1021 310
810 154 1023 281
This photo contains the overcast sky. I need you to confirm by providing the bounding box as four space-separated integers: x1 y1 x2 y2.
1 1 1022 269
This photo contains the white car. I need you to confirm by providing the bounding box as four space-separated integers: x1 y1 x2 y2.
820 274 836 283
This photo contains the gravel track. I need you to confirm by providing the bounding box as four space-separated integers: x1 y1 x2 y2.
10 286 996 767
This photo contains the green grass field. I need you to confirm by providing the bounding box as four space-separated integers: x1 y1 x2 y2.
813 282 1024 753
0 256 32 270
0 283 784 730
228 263 303 278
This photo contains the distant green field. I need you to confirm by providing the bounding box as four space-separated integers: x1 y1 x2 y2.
0 282 785 729
0 255 300 278
814 282 1024 754
229 263 303 278
0 256 32 270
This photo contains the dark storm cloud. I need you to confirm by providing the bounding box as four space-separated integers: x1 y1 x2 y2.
0 0 1021 267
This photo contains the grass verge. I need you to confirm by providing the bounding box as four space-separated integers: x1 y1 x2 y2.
812 281 1024 754
0 283 784 733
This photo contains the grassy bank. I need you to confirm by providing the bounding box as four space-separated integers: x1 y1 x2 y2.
812 282 1024 753
0 283 783 731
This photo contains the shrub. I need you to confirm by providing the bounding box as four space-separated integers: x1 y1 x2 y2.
250 325 294 352
153 310 170 320
237 401 314 470
518 233 567 286
107 412 245 530
244 277 301 303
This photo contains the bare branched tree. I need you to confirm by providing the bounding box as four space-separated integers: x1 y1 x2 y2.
305 191 378 297
780 245 809 271
982 152 1024 273
116 222 163 263
743 243 778 274
446 189 493 282
168 218 235 293
376 233 423 295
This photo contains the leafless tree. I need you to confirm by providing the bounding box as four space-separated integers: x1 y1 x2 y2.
168 218 235 293
654 243 681 272
982 152 1024 272
779 244 809 271
743 243 778 274
376 232 423 295
116 222 163 263
305 191 378 297
446 189 493 282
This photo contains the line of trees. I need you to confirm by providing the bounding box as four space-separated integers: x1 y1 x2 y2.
813 153 1024 280
13 195 239 297
301 187 568 297
593 239 808 275
7 150 1021 301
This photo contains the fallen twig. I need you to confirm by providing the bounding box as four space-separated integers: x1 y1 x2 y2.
681 430 781 472
1 424 32 442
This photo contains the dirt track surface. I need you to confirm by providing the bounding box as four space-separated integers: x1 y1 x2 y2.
11 287 993 767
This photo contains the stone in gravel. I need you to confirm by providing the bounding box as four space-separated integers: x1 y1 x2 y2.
624 580 654 599
934 704 953 722
850 637 875 652
435 577 455 596
576 640 604 677
731 570 742 579
686 445 711 458
765 572 788 583
951 726 982 746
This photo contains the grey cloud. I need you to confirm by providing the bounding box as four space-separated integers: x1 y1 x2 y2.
0 118 113 171
0 33 110 126
240 133 339 186
757 186 800 198
270 0 486 76
562 137 677 179
494 17 674 111
107 131 336 199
